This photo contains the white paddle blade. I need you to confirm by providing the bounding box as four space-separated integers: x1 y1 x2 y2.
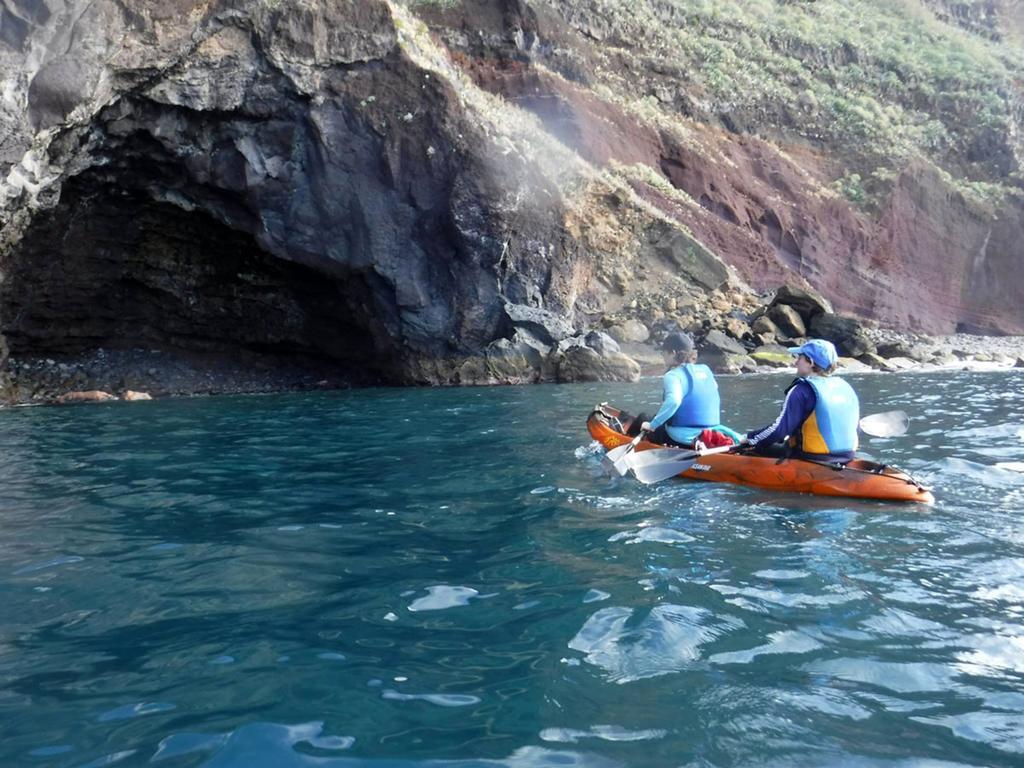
603 433 645 477
859 410 909 437
630 453 701 484
625 448 692 471
628 445 737 485
605 439 637 464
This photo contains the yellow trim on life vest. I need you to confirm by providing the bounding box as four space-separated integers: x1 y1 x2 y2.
801 411 830 454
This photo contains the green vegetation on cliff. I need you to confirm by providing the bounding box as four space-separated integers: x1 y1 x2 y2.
553 0 1023 204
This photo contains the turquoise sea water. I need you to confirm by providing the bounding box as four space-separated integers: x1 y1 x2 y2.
2 370 1024 767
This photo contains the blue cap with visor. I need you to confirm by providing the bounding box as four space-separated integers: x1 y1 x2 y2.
788 339 838 370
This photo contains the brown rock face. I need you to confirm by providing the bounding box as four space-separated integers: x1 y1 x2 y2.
463 3 1024 334
863 163 1024 334
451 38 1023 334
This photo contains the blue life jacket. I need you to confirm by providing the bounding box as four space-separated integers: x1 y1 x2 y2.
798 376 860 454
667 363 720 428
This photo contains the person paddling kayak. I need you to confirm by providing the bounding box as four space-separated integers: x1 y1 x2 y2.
742 338 860 463
632 332 742 447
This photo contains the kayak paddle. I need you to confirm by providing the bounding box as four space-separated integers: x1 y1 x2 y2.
858 410 909 437
604 411 907 481
601 431 647 476
628 444 738 485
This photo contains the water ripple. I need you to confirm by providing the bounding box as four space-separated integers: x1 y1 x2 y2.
2 375 1024 767
569 605 745 683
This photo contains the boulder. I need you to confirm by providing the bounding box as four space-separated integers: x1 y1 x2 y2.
735 355 758 374
641 223 730 291
583 330 620 356
750 345 793 368
767 304 806 338
55 390 116 404
809 313 876 357
886 357 919 370
930 352 958 366
554 345 641 383
905 343 935 362
750 314 780 340
701 350 754 374
876 340 913 358
724 317 751 341
837 357 871 372
605 319 649 344
702 329 746 355
504 303 574 346
857 353 896 371
770 284 833 320
460 330 551 385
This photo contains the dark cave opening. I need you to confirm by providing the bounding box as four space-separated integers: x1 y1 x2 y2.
0 176 396 390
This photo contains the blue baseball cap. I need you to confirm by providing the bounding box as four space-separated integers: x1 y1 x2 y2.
788 339 838 369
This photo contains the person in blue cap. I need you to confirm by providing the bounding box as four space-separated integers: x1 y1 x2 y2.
636 331 742 447
742 338 860 462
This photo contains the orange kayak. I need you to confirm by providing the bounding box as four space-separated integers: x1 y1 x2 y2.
588 404 934 504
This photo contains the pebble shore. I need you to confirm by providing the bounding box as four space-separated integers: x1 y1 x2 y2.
1 331 1021 407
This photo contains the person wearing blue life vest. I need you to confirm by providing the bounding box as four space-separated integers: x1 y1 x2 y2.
741 338 860 462
638 332 742 447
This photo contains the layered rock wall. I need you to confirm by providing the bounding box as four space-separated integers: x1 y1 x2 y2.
1 0 1022 397
1 0 604 385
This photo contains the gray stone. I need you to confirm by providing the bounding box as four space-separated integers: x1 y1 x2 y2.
886 357 919 370
701 350 751 374
584 330 620 356
504 303 575 345
767 304 806 338
858 352 896 371
837 357 871 372
735 355 758 373
876 340 913 358
702 329 746 355
606 318 649 344
750 314 780 340
809 313 876 357
553 345 641 383
770 284 833 320
642 222 729 291
750 345 792 368
906 344 935 362
724 317 750 341
459 328 551 385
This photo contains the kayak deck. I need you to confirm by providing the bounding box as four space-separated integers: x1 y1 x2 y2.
589 404 934 504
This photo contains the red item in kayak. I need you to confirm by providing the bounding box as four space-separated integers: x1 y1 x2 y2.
698 429 735 448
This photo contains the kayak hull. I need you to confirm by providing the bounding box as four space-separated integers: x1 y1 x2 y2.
589 405 934 504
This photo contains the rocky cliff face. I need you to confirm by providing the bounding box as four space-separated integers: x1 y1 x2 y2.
425 0 1024 334
1 0 1021 393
